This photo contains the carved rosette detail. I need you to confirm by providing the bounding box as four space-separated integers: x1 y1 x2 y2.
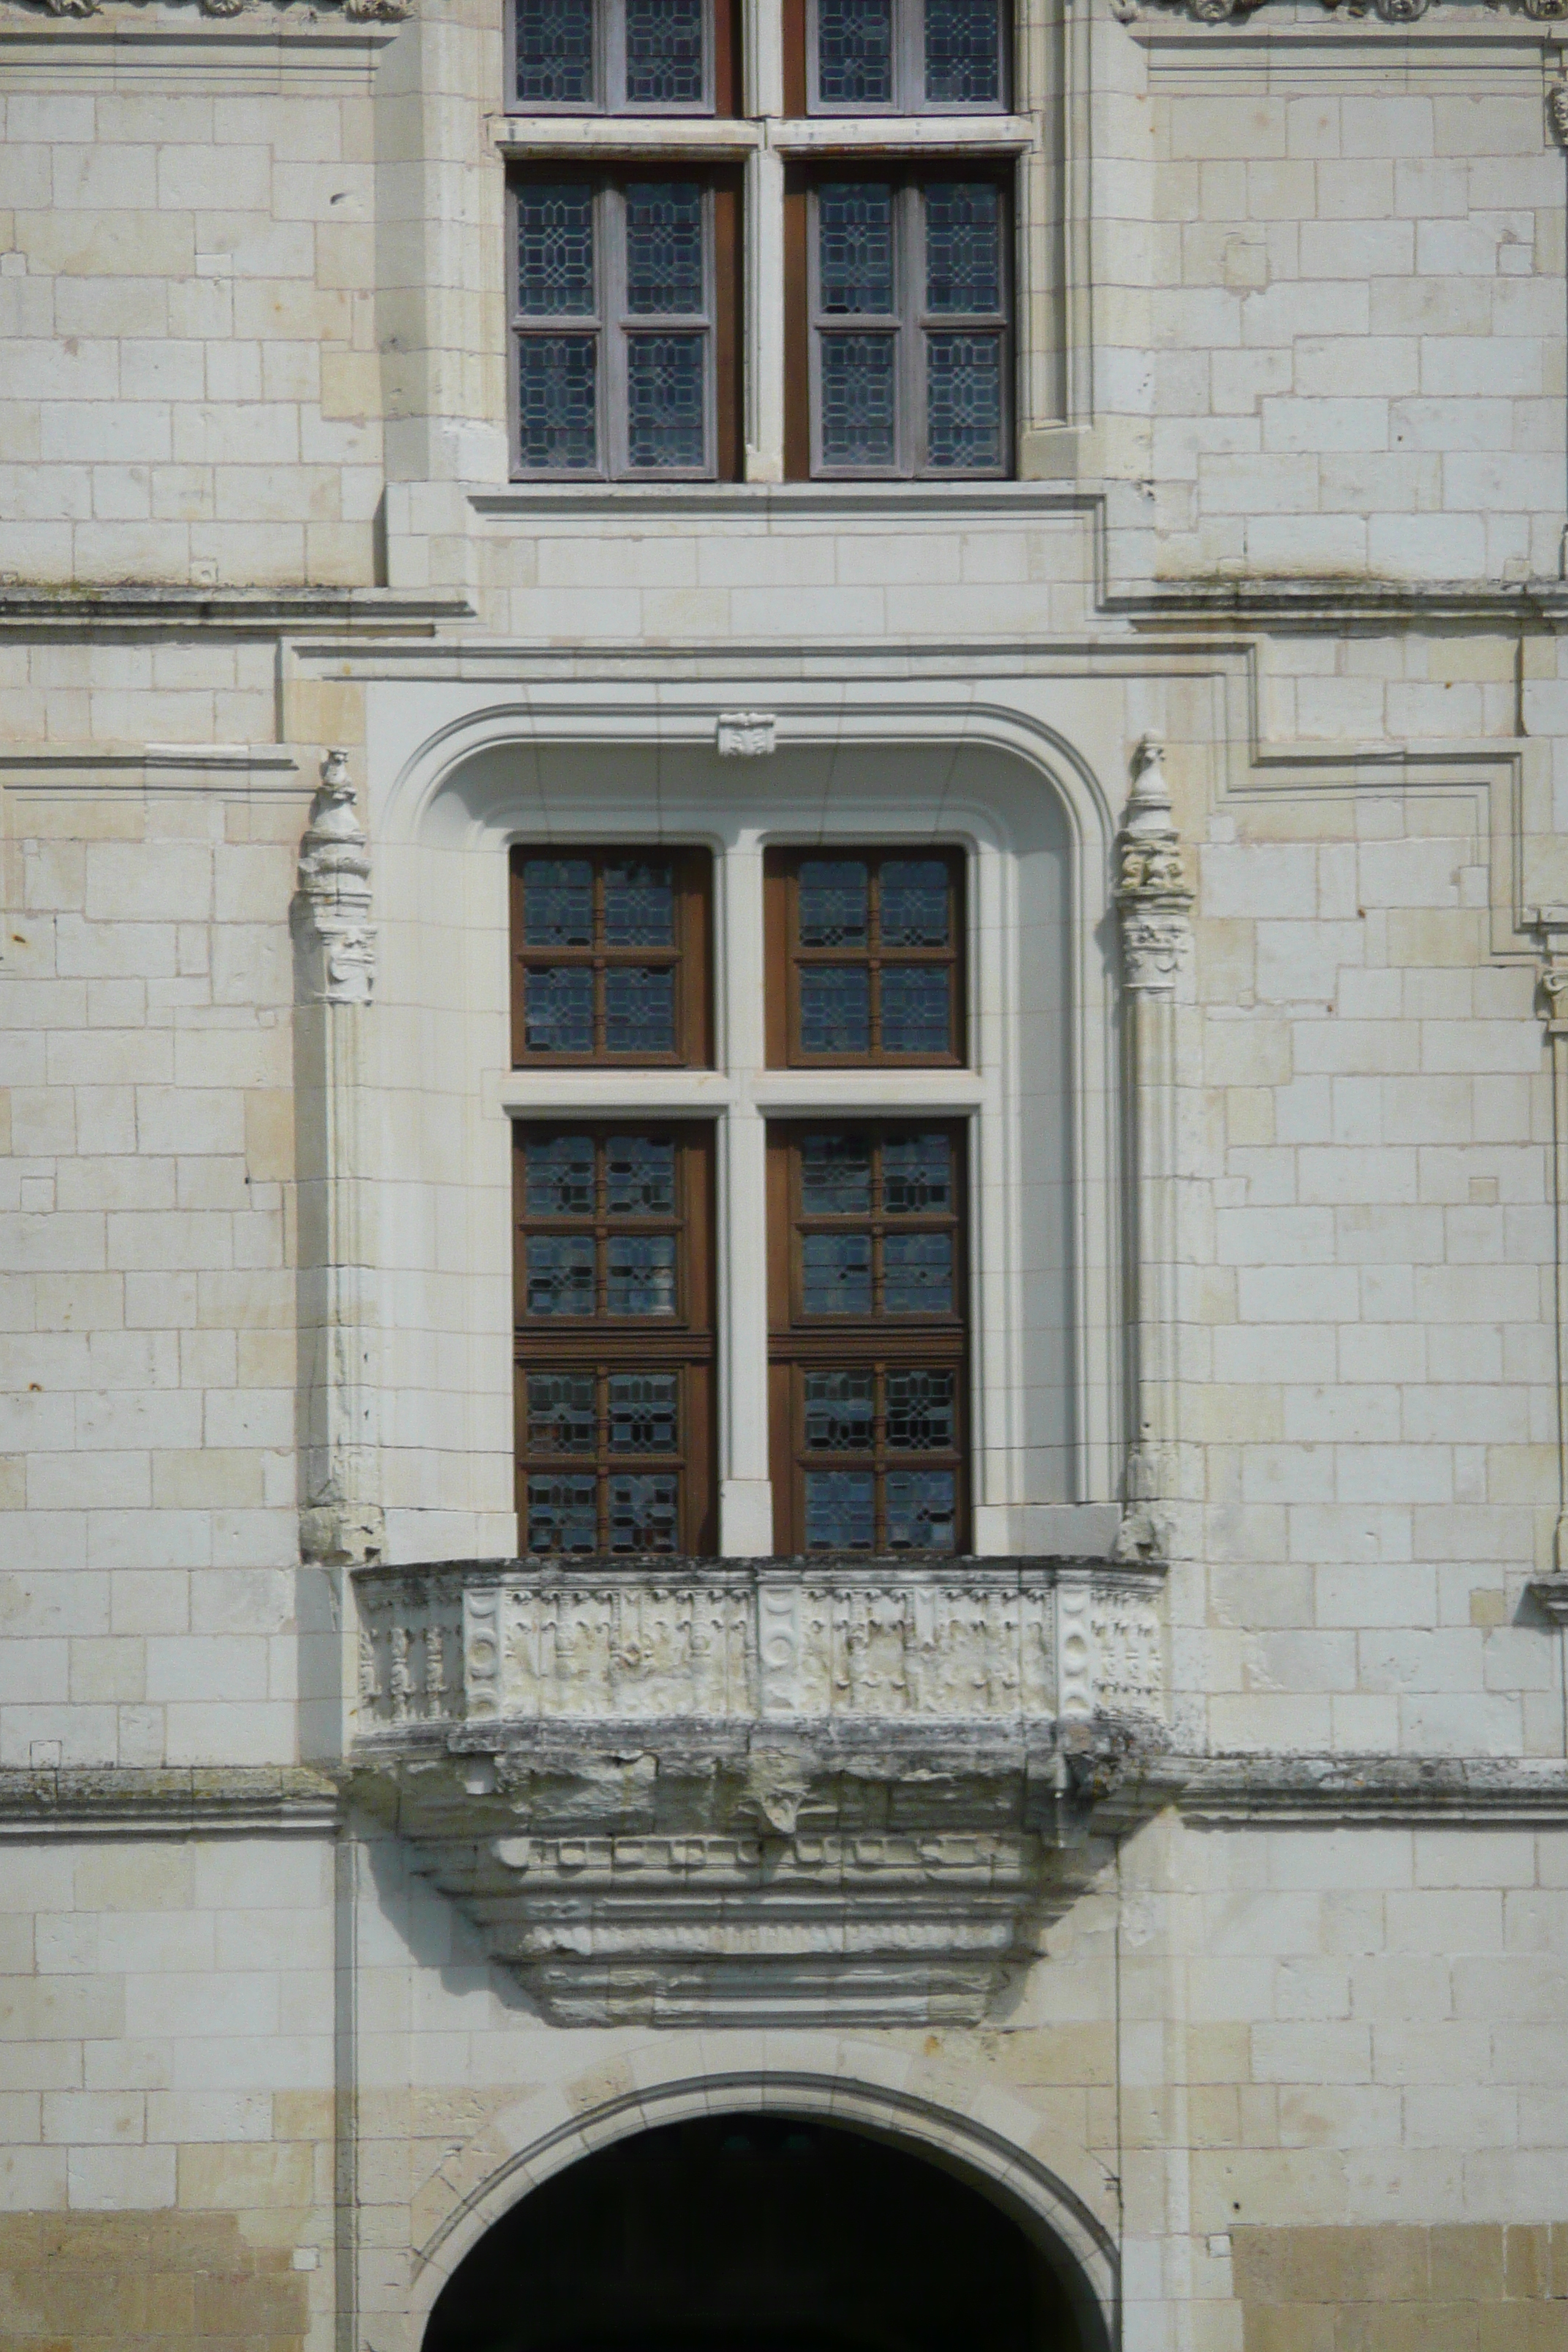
1115 732 1192 996
293 748 375 1006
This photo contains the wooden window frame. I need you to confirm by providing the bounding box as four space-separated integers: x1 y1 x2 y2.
508 173 744 483
506 0 743 116
764 844 967 1067
510 843 713 1068
784 0 1009 116
513 1121 717 1555
784 168 1011 482
766 1119 969 1555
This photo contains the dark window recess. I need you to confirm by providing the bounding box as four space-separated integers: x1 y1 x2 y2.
508 0 742 113
765 845 965 1066
514 1124 716 1553
768 1123 968 1554
783 0 1007 114
510 845 712 1066
510 175 742 480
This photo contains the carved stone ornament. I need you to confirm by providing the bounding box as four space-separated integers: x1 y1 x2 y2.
1115 732 1192 995
1127 0 1568 22
36 0 410 18
350 1556 1168 2026
292 748 375 1006
716 711 777 758
1551 86 1568 143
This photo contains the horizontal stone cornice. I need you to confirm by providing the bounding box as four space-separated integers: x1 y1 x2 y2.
0 585 470 633
0 1765 341 1838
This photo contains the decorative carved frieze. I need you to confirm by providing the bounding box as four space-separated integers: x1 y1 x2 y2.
1134 0 1564 23
33 0 410 18
350 1556 1166 2025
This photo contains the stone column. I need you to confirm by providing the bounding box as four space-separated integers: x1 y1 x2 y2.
1113 733 1191 1566
293 749 383 1569
1529 912 1568 1735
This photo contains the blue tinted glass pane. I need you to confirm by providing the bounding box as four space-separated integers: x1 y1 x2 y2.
885 1469 956 1551
884 1368 955 1451
800 1134 872 1215
924 184 1000 314
518 186 595 314
924 0 1000 103
803 1371 875 1453
527 1473 598 1553
603 859 675 945
525 1133 595 1214
804 1469 876 1551
524 965 594 1052
527 1235 595 1316
880 965 950 1052
607 1235 677 1315
608 1372 679 1452
802 1232 872 1315
518 335 598 471
523 856 592 943
880 859 949 944
882 1133 951 1213
527 1372 596 1453
925 331 1003 472
818 184 894 314
608 1474 680 1551
605 1135 676 1214
604 966 676 1052
626 334 706 470
625 182 704 312
516 0 594 102
817 0 892 104
625 0 704 102
820 334 896 467
799 859 868 946
883 1232 952 1313
800 965 871 1054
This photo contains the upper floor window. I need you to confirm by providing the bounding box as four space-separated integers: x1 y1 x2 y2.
765 846 965 1064
510 844 713 1063
510 0 742 113
788 0 1007 113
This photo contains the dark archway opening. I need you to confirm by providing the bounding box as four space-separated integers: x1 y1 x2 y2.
424 2113 1092 2352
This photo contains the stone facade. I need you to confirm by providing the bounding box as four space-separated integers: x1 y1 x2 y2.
2 0 1568 2348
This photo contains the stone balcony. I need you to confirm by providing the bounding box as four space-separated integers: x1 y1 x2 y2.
349 1557 1168 2027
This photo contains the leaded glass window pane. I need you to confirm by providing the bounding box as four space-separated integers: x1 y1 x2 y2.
523 857 595 944
880 859 949 945
884 1469 956 1550
518 186 596 314
625 181 704 312
882 1134 951 1214
608 1372 679 1452
603 859 676 945
804 1371 875 1452
799 859 870 946
525 1133 596 1215
525 965 595 1053
817 0 893 103
885 1368 955 1450
625 0 705 103
527 1373 598 1452
608 1474 680 1550
818 184 894 314
880 965 951 1054
527 1235 596 1316
883 1231 952 1313
924 183 1000 314
925 331 1003 471
820 335 897 468
516 0 595 104
804 1469 876 1550
527 1474 598 1553
518 335 598 472
800 1134 873 1215
604 1135 676 1215
607 1235 678 1315
802 1232 873 1316
799 965 872 1054
604 965 677 1052
626 333 706 470
924 0 1000 104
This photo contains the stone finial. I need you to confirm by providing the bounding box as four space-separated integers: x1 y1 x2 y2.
294 748 375 1006
1115 734 1193 995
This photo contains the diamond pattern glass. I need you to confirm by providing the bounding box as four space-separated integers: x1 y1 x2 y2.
802 1232 873 1316
516 0 594 103
799 965 872 1054
604 965 677 1051
527 1236 596 1316
804 1371 875 1452
880 859 949 944
608 1372 679 1453
818 184 894 314
518 335 598 472
524 965 594 1053
882 1132 951 1214
924 184 1000 314
527 1473 598 1553
883 1231 952 1313
604 1135 676 1215
881 965 951 1053
804 1469 876 1550
603 859 676 945
625 0 704 103
798 859 870 946
817 0 892 104
884 1469 957 1550
820 334 897 467
522 856 594 944
517 186 596 314
925 331 1002 471
607 1235 677 1316
627 334 706 470
525 1133 596 1215
885 1368 955 1451
800 1134 873 1215
924 0 1000 104
625 182 704 313
527 1373 597 1453
608 1474 680 1551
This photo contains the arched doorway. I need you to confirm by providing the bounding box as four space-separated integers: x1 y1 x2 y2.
423 2112 1095 2352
